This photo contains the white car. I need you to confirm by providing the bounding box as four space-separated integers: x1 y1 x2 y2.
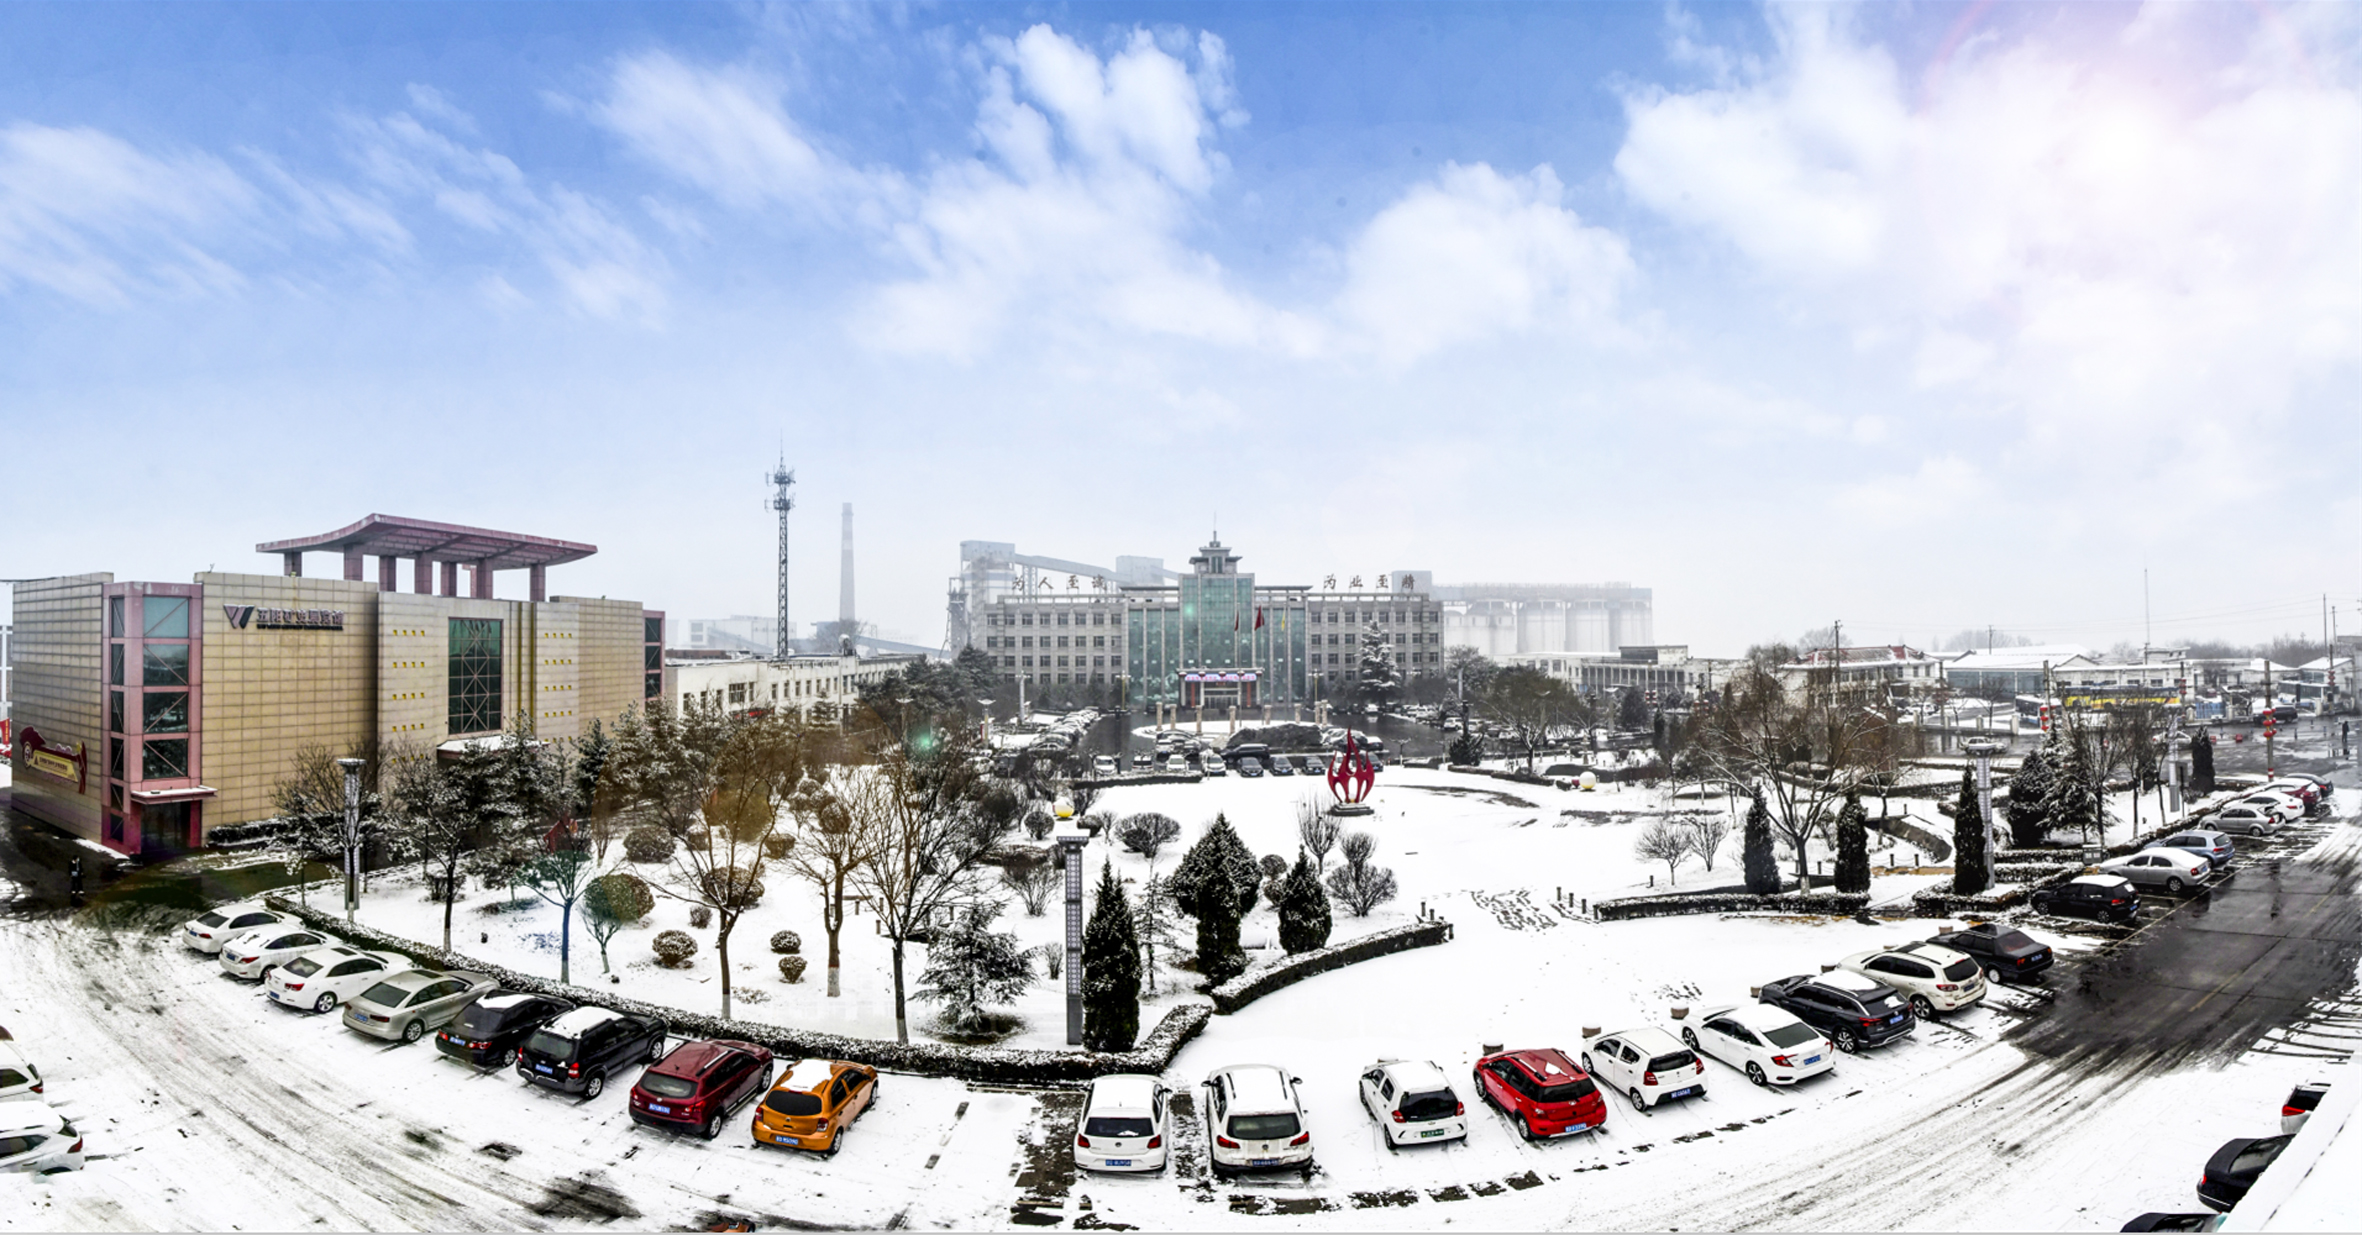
1072 1073 1171 1174
1680 1004 1836 1087
1093 755 1118 777
0 1041 45 1101
0 1099 82 1173
1201 1064 1312 1178
265 946 408 1014
1358 1059 1468 1149
218 925 339 981
2235 792 2306 824
182 905 288 954
1201 758 1227 777
1841 941 1988 1017
2100 848 2212 895
1581 1026 1707 1111
2212 804 2279 837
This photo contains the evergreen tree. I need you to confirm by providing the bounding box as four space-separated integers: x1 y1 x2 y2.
1193 862 1247 986
2005 743 2056 847
1277 849 1332 954
1834 791 1870 893
1742 793 1781 893
2044 733 2101 842
1081 863 1142 1051
914 900 1033 1035
1447 731 1483 766
1135 872 1183 995
1356 624 1403 709
2190 731 2216 796
1619 687 1650 731
1169 814 1262 918
1952 769 1990 895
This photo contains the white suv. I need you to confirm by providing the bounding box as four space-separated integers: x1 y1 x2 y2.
1202 1065 1313 1178
1841 941 1987 1017
1073 1074 1170 1174
1357 1059 1467 1149
1581 1027 1707 1111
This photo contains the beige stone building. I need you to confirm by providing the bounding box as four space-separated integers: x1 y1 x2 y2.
6 515 662 856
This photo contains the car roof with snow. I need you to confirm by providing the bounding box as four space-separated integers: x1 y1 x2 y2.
1371 1059 1452 1092
2069 874 2132 888
371 969 444 991
0 1099 64 1136
1603 1026 1687 1053
1896 941 1973 964
543 1006 624 1036
2163 831 2227 843
1718 1003 1812 1033
472 992 543 1011
1817 969 1887 994
1088 1074 1161 1110
781 1058 839 1092
1214 1064 1295 1111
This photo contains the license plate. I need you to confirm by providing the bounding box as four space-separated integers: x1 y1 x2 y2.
649 1104 670 1114
1802 1056 1821 1066
268 991 282 1002
536 1064 553 1074
1250 1157 1278 1166
1105 1158 1131 1167
1889 1014 1905 1024
1420 1128 1445 1137
1668 1087 1695 1099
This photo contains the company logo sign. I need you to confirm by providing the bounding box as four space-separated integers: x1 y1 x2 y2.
224 605 344 631
18 727 88 794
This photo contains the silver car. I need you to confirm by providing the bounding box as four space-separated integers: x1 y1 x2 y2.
2099 847 2210 895
342 969 496 1044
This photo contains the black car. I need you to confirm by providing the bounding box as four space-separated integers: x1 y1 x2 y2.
2030 874 2141 923
517 1006 669 1099
2120 1214 2218 1232
436 990 576 1069
1757 973 1916 1053
2197 1134 2290 1212
1931 923 2056 983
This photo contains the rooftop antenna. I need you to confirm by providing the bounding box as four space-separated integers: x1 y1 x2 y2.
769 461 795 659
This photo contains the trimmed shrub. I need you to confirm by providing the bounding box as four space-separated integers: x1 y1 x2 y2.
778 955 809 983
688 906 713 929
653 929 698 966
762 833 794 859
769 930 803 955
624 826 674 864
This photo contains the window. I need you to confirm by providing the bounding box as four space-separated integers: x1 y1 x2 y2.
106 813 124 842
143 691 190 734
645 616 663 643
1093 636 1105 648
644 643 661 672
110 595 125 637
1021 613 1034 625
1021 636 1034 649
143 595 189 639
143 643 190 687
110 641 124 686
645 672 661 700
1057 613 1069 626
447 618 503 735
109 690 125 733
142 737 189 779
108 738 123 781
1056 636 1069 648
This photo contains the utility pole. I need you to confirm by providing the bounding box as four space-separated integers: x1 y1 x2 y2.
769 464 795 658
2264 659 2277 778
337 757 365 923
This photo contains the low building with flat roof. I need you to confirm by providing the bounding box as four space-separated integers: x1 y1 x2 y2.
7 514 662 858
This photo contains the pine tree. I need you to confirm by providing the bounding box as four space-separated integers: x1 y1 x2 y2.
2191 731 2216 796
1742 793 1780 894
1952 769 1990 895
1834 791 1870 893
1081 863 1142 1051
1356 624 1403 709
2045 733 2100 842
2005 743 2056 847
914 901 1033 1035
1169 814 1262 918
1194 862 1246 986
1277 849 1332 954
1136 872 1183 995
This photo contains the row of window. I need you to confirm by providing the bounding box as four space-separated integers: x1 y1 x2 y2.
1315 631 1438 646
1003 655 1114 669
990 609 1115 627
985 634 1114 650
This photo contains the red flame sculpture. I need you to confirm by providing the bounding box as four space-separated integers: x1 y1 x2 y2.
1327 730 1377 805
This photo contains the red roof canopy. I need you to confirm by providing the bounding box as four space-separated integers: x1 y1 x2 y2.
258 514 596 570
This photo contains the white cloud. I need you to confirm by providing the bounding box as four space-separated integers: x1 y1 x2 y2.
594 51 878 217
1335 162 1633 364
0 123 256 302
1615 3 2362 457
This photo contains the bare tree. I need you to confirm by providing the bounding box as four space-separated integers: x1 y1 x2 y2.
1324 831 1399 917
1682 812 1731 873
1692 664 1876 889
1633 817 1694 885
782 770 880 998
268 742 382 906
1482 666 1586 771
850 741 1012 1044
1296 804 1340 870
383 741 482 949
1001 852 1060 916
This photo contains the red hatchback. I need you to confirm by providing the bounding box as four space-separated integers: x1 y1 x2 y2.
629 1038 776 1140
1473 1048 1608 1140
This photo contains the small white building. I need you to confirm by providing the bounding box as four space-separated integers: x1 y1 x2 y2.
666 653 922 721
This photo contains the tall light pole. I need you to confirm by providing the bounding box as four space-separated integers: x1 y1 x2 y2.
1962 739 2002 888
336 756 365 922
1057 833 1088 1046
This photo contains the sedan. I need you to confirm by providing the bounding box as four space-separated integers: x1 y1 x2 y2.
1581 1027 1706 1111
342 970 497 1043
1072 1073 1171 1173
1268 757 1296 777
2210 805 2279 838
2100 849 2211 895
1682 1004 1835 1086
2235 792 2305 824
265 946 407 1014
2153 830 2235 872
0 1099 82 1174
2196 1134 2290 1212
181 905 287 954
1929 923 2055 983
2031 874 2142 922
217 926 337 981
436 991 576 1069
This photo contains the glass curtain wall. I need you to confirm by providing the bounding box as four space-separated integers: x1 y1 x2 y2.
448 618 503 735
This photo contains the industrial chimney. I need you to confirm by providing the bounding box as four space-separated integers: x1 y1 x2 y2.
838 502 856 641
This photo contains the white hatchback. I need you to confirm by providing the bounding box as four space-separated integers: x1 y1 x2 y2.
1582 1027 1707 1111
1681 1004 1835 1087
264 946 409 1014
182 905 288 954
1073 1073 1171 1173
1202 1065 1312 1178
218 925 338 981
1841 941 1988 1017
0 1099 82 1174
0 1041 44 1102
2236 792 2306 824
1358 1059 1468 1149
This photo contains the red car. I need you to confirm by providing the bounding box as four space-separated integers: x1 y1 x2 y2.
629 1038 776 1140
1472 1048 1607 1140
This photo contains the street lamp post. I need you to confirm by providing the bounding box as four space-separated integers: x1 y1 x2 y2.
1962 739 2003 889
1056 833 1089 1046
336 756 365 922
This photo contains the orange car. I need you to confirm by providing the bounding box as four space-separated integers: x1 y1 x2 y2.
751 1058 878 1155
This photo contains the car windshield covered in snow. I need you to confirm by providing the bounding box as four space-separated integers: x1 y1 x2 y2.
524 1030 578 1061
640 1074 699 1099
1226 1113 1300 1140
1398 1089 1458 1120
1763 1022 1821 1048
764 1090 824 1117
1084 1116 1155 1137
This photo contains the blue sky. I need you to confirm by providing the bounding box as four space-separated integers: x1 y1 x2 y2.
3 2 2355 653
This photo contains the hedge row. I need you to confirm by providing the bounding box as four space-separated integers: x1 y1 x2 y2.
1075 772 1204 790
262 895 1213 1086
1593 891 1871 922
1208 920 1453 1015
1908 887 2031 917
